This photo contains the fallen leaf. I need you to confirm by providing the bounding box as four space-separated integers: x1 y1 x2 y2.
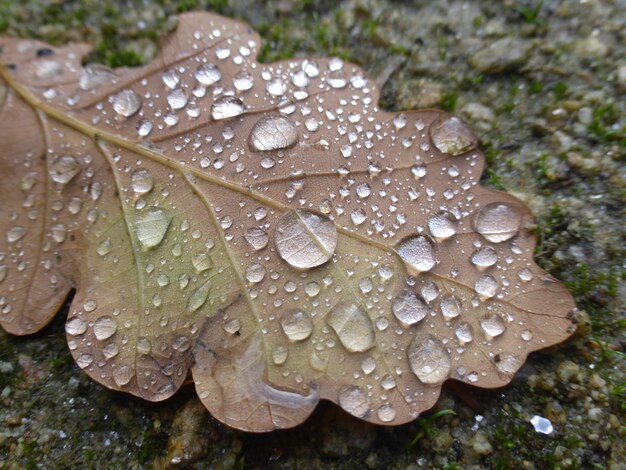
0 12 576 431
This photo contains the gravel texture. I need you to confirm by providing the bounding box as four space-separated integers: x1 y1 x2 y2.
0 0 624 468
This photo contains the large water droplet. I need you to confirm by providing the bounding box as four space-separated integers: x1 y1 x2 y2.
494 353 521 375
327 302 375 353
112 89 141 117
275 209 337 270
396 235 436 272
167 88 188 110
392 290 428 326
480 314 505 338
194 63 221 86
65 316 87 336
113 364 134 387
428 214 457 239
211 96 245 120
338 385 370 418
429 116 477 156
377 404 396 423
408 334 451 385
233 70 254 91
455 322 473 344
192 253 213 273
245 263 266 283
471 246 498 268
130 169 154 194
475 202 522 243
93 316 117 340
280 310 313 341
474 274 498 299
187 280 211 312
135 208 172 251
440 294 461 319
244 227 269 251
6 226 26 243
248 115 298 152
49 155 81 184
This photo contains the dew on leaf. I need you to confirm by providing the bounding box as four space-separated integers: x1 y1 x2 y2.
111 89 141 117
194 63 221 86
275 209 337 270
338 385 370 418
280 310 313 342
392 290 428 326
211 96 245 120
135 208 172 251
408 334 451 385
327 302 375 353
93 316 117 340
429 116 477 156
49 155 81 184
395 235 436 273
130 169 154 194
475 202 522 243
248 115 298 152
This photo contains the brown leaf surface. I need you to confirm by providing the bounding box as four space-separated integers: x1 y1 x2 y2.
0 12 576 431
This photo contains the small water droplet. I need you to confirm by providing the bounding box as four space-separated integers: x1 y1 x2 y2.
167 88 188 110
392 290 428 326
518 268 533 282
275 209 337 270
396 235 436 272
361 356 376 375
429 116 477 156
428 214 457 239
192 253 213 273
475 202 522 243
96 238 112 256
135 208 172 251
494 353 521 374
408 334 451 384
112 89 141 117
272 346 288 365
233 70 254 91
280 310 313 341
76 353 93 369
480 314 505 338
248 115 298 152
327 302 375 353
455 322 473 344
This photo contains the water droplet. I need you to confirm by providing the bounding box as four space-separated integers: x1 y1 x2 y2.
223 319 241 335
338 385 370 418
187 280 211 312
351 209 367 226
471 246 498 268
381 374 396 390
475 202 522 243
275 209 337 270
474 274 498 299
395 236 436 272
521 329 533 341
97 238 112 256
51 224 68 243
245 263 266 283
480 314 505 338
113 364 134 387
76 353 93 369
135 208 172 251
192 253 213 273
392 290 428 326
518 268 533 282
494 353 521 374
49 155 81 184
361 356 376 375
233 70 254 91
65 317 87 336
162 69 180 89
280 310 313 342
167 88 188 110
356 183 371 199
244 227 269 250
377 403 396 423
428 214 457 239
211 96 245 120
407 334 451 384
327 302 375 353
0 265 7 284
272 346 288 365
137 119 153 137
248 115 298 152
266 79 286 96
454 322 473 344
93 316 117 340
130 169 154 194
440 294 461 319
7 226 26 243
194 63 221 85
112 89 141 117
429 116 477 156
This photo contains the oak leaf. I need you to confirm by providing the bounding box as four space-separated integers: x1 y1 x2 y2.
0 12 576 432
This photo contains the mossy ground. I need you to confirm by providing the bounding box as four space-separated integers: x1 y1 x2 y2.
0 0 624 468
